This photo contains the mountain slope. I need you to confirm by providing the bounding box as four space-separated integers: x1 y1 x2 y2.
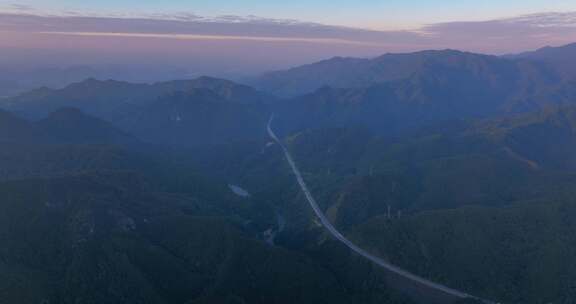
475 106 576 170
0 173 360 304
128 89 270 147
1 77 271 124
0 109 37 142
255 50 461 97
255 49 562 97
272 50 572 136
354 198 576 304
513 42 576 77
235 104 576 233
0 108 144 181
37 107 136 145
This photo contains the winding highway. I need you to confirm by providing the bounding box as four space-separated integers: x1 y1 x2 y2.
267 115 495 304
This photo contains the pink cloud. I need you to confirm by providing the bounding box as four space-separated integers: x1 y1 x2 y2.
0 11 575 74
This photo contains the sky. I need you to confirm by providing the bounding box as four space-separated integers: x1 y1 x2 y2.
7 0 576 29
1 1 576 79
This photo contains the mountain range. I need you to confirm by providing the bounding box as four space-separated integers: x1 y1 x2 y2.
253 48 573 96
2 42 576 304
271 49 576 137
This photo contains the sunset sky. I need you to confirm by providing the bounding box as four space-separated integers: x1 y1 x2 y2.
1 1 576 76
6 0 576 29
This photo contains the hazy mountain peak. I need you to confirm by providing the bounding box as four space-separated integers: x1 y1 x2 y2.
65 78 135 90
0 109 37 142
0 109 30 128
38 107 134 145
1 76 273 124
254 49 508 97
513 42 576 77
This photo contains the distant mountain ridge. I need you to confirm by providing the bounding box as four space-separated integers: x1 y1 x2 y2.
0 107 136 146
253 50 431 97
0 76 271 122
272 50 573 136
0 76 273 147
254 49 566 97
511 42 576 77
4 46 576 146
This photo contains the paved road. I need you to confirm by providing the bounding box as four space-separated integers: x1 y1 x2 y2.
267 115 495 304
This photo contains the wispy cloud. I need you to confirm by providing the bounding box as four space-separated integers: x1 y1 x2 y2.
0 10 575 74
0 12 413 38
37 31 391 46
422 12 576 52
0 12 429 51
8 4 34 12
1 10 575 50
506 12 576 27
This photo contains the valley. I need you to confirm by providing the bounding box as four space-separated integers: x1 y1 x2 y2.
2 43 576 303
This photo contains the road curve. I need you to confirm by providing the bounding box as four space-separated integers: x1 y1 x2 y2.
267 115 494 304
